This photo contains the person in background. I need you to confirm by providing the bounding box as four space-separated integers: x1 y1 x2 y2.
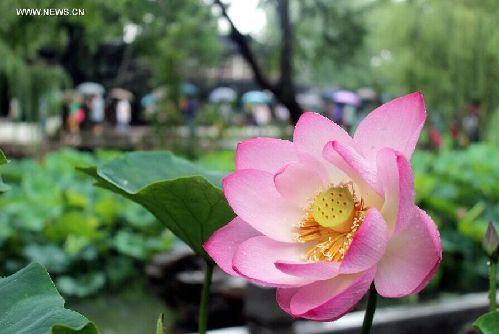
180 95 198 123
8 98 19 121
428 124 443 152
65 96 84 144
332 102 345 127
180 95 198 138
79 96 93 131
180 94 199 158
219 102 232 124
61 99 70 134
89 95 105 136
274 104 290 124
450 117 461 149
323 100 334 120
115 98 132 132
253 103 271 126
342 104 356 133
462 100 481 143
105 98 117 127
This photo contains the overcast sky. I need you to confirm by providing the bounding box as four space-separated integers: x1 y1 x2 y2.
216 0 267 35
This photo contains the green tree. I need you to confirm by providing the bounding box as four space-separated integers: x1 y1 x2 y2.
0 0 69 121
133 0 221 102
0 0 221 119
289 0 369 88
368 0 499 122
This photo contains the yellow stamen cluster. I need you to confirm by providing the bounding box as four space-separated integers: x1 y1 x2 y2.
296 183 368 262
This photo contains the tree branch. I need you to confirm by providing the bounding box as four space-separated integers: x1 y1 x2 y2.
212 0 277 94
277 0 292 95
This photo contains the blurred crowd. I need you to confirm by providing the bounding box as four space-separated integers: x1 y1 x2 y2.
54 81 486 152
60 83 134 144
139 85 381 130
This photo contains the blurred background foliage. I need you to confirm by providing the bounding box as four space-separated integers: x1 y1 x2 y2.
412 144 499 292
367 0 499 126
0 149 172 297
261 0 369 87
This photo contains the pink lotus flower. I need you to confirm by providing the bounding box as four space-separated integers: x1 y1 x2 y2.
204 92 442 321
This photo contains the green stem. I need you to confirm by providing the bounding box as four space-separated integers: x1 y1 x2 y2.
361 283 378 334
489 259 497 311
198 263 214 334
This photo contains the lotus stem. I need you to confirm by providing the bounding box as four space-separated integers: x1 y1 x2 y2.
198 263 214 334
361 283 377 334
489 259 497 311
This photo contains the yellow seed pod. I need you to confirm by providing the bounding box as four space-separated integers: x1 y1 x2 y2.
311 186 355 232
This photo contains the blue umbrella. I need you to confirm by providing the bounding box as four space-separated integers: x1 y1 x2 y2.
141 94 155 108
181 83 199 96
242 91 271 105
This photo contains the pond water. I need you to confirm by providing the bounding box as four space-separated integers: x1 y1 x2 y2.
68 290 174 334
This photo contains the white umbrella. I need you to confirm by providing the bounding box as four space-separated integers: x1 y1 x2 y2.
76 82 104 95
209 87 236 103
110 88 134 101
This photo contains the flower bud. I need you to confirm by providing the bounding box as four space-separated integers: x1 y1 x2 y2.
482 222 499 259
